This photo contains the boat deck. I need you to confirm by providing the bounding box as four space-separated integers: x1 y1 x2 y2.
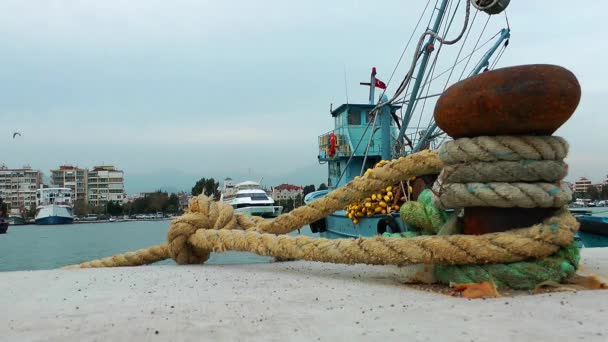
1 249 607 341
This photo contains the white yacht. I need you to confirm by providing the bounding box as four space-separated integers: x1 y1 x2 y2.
221 180 282 218
35 187 74 225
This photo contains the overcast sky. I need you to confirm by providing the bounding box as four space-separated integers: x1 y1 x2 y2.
1 0 606 192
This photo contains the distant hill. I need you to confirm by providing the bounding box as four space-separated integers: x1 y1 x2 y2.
124 163 326 194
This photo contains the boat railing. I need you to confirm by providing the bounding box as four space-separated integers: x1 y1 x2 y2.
320 125 390 159
318 128 351 160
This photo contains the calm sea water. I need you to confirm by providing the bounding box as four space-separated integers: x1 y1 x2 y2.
0 220 317 272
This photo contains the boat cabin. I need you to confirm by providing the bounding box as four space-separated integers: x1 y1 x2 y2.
36 187 73 207
318 102 401 189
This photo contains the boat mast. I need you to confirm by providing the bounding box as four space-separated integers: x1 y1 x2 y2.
362 67 392 160
369 67 377 105
395 0 451 152
411 27 511 152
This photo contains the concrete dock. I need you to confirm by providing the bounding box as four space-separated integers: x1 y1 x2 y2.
1 249 607 342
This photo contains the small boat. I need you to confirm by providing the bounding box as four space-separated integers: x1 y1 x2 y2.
576 210 608 247
0 198 9 233
34 187 74 225
567 208 608 247
0 218 7 234
221 180 282 218
8 210 26 225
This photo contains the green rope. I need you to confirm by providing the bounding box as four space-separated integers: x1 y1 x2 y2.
397 189 580 290
400 189 449 234
434 244 580 290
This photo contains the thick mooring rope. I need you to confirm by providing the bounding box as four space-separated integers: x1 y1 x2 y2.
426 135 579 290
432 181 572 209
67 148 579 271
438 136 569 164
440 160 567 183
433 136 572 209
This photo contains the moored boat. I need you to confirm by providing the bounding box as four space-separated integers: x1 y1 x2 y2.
8 209 26 226
221 180 282 218
35 187 74 225
0 198 8 234
576 211 608 247
0 218 7 234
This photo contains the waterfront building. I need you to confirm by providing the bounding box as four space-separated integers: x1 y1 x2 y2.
271 184 303 201
574 177 592 193
0 165 43 212
50 166 88 204
177 192 193 210
87 165 126 207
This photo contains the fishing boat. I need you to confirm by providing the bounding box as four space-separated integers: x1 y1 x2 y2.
8 209 26 226
570 208 608 247
306 0 516 238
221 180 282 218
35 187 74 225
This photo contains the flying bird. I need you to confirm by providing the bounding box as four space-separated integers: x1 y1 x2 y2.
12 132 21 139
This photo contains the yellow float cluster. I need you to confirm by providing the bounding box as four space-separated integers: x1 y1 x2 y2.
345 185 403 224
345 159 415 225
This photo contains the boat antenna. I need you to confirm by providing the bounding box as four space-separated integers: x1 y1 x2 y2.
343 65 350 104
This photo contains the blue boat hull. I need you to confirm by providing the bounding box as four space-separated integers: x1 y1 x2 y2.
320 211 406 239
35 216 74 225
577 215 608 237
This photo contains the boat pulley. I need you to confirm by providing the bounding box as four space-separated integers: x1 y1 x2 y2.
471 0 510 15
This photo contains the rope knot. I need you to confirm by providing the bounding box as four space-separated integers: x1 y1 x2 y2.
167 195 239 264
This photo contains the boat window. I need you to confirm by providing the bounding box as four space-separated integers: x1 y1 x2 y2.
236 193 269 200
348 109 361 125
366 110 374 123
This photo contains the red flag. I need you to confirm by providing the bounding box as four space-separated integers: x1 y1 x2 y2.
375 78 387 89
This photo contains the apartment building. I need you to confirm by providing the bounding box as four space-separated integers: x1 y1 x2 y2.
0 165 43 211
50 166 88 203
87 165 126 207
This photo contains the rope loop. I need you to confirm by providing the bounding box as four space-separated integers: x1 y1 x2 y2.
438 136 569 164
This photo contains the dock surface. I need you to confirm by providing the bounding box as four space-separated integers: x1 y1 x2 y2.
2 249 608 341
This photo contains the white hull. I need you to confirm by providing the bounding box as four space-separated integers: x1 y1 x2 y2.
221 180 282 218
35 205 74 225
235 205 283 218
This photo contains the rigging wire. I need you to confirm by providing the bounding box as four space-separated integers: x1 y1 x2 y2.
333 114 376 187
377 0 433 102
399 0 451 124
441 5 479 91
410 0 458 150
377 0 472 116
359 114 379 176
390 29 504 106
489 39 508 69
458 13 491 81
417 29 500 89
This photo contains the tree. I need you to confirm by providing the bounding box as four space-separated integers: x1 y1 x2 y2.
586 186 600 201
302 185 316 196
73 200 89 217
602 185 608 201
0 199 7 219
167 193 180 213
191 178 220 199
277 198 295 213
148 191 169 212
106 201 123 216
318 183 328 190
294 193 304 207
